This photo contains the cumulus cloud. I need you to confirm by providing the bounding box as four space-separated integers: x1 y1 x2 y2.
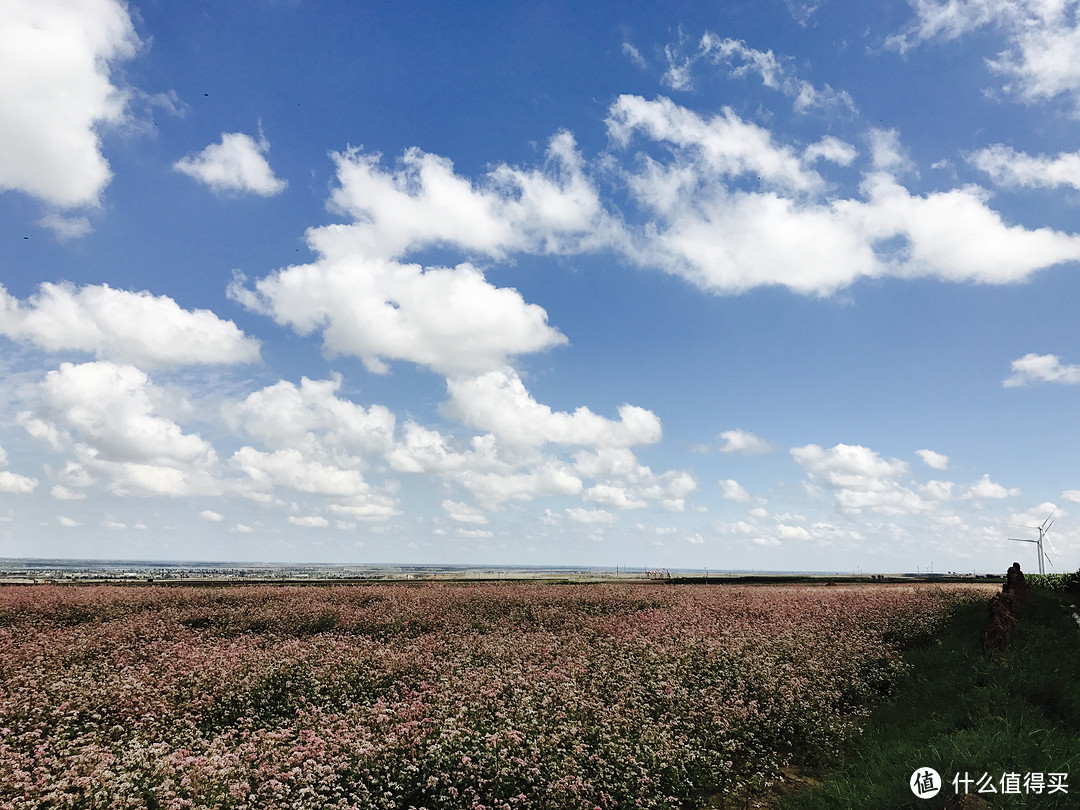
0 282 260 368
444 367 662 448
20 361 218 497
719 429 774 455
0 0 138 208
803 137 859 166
969 145 1080 191
791 442 947 514
288 515 329 528
231 447 370 499
1004 353 1080 386
174 131 287 196
199 509 224 522
888 0 1080 108
608 95 1080 295
917 449 950 469
566 507 618 524
225 375 395 463
575 447 697 511
388 423 584 506
719 478 751 502
0 442 38 495
231 258 565 376
229 132 621 376
962 473 1021 500
324 130 615 260
442 499 488 525
36 214 94 240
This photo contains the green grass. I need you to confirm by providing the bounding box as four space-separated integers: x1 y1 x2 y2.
780 589 1080 809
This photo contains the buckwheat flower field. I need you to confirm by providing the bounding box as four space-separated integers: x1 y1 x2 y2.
0 583 991 809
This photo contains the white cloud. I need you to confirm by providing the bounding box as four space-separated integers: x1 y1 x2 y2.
288 515 329 528
232 258 565 376
889 0 1080 108
0 282 260 368
566 507 618 524
174 132 287 196
230 132 620 377
444 367 661 448
803 137 859 166
36 214 93 240
719 478 751 502
719 429 774 455
441 500 488 525
792 442 944 515
662 29 696 91
608 95 1080 296
969 145 1080 191
608 95 826 195
51 485 86 501
324 130 614 260
0 0 139 207
230 447 371 499
575 447 698 511
917 449 950 469
225 375 395 464
0 470 38 494
455 527 494 539
793 442 907 490
777 523 810 539
199 510 224 522
657 31 855 114
389 426 583 508
622 42 648 69
698 33 856 113
21 361 219 497
962 473 1021 500
1004 353 1080 386
57 516 81 528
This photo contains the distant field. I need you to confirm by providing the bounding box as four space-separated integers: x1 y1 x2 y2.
0 582 992 809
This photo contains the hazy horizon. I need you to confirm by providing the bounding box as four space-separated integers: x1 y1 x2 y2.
2 1 1079 575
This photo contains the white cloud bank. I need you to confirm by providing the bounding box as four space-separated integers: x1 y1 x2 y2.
229 131 614 376
20 361 219 498
888 0 1080 108
174 132 288 196
917 449 950 470
0 0 138 208
1004 353 1080 386
0 444 38 494
444 367 662 449
791 442 954 515
0 282 260 368
969 145 1080 191
719 429 774 455
608 95 1080 295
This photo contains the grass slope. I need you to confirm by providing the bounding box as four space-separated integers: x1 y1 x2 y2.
781 588 1080 809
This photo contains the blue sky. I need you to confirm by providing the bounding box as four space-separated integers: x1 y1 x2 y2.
2 0 1080 573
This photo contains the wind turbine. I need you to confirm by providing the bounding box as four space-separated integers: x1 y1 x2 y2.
1008 509 1056 576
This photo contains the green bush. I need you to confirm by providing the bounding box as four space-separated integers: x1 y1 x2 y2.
1027 570 1080 595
